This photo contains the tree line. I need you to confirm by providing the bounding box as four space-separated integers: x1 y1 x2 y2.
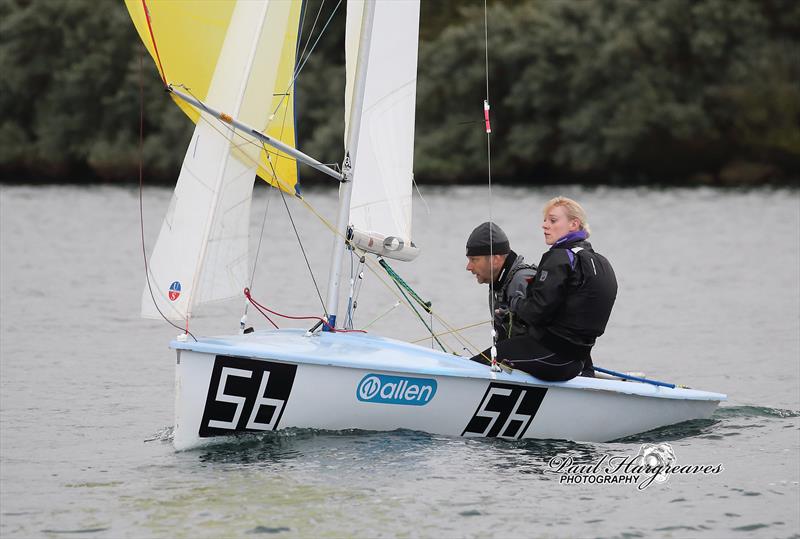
1 0 798 186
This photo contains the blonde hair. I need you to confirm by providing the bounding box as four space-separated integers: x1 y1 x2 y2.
543 196 591 237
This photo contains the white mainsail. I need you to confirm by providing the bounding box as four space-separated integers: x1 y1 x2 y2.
132 1 302 320
344 0 421 262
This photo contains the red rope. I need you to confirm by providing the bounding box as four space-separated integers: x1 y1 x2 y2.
141 0 168 86
244 288 366 333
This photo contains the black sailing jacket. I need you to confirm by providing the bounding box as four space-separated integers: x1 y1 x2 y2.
510 231 617 349
490 251 537 341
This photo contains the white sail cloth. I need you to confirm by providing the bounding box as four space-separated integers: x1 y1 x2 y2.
345 0 421 262
141 1 300 320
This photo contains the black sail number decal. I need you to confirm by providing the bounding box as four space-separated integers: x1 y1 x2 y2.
462 382 547 439
199 355 297 438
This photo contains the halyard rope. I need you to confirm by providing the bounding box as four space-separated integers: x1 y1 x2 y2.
483 0 499 370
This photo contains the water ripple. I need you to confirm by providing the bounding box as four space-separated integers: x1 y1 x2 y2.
715 405 800 419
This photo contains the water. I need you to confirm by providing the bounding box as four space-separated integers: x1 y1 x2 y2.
1 184 798 538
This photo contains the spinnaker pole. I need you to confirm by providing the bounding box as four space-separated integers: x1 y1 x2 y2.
169 87 343 183
323 0 376 329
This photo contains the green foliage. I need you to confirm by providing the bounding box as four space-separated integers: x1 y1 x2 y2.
414 0 800 183
0 0 189 181
0 0 797 184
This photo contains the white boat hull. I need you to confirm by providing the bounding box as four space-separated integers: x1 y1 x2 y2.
172 330 725 451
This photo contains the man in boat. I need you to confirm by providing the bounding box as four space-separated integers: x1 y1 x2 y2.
465 222 537 345
481 197 617 381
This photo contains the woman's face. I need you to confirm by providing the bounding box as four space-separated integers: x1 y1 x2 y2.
541 205 580 245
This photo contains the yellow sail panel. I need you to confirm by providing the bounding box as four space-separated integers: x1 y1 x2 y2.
124 0 236 123
256 0 303 192
125 0 302 194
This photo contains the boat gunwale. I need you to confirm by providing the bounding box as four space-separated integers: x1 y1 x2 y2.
172 329 727 403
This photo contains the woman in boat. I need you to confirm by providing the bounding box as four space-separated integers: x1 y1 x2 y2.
480 196 617 381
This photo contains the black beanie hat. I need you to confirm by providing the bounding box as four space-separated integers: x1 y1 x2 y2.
466 222 510 256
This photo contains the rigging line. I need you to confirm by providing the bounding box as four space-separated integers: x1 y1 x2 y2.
140 0 168 86
360 301 401 331
378 259 431 313
345 250 354 328
411 173 430 215
244 288 364 333
352 255 366 305
247 9 300 298
174 84 299 174
484 0 490 102
163 87 476 352
298 200 482 354
137 48 196 341
269 0 343 120
247 295 280 329
291 0 343 88
347 250 363 328
299 189 484 354
258 142 326 315
247 181 275 296
295 0 325 79
277 175 328 314
483 0 498 368
175 85 341 193
410 320 490 344
345 251 366 329
391 280 447 353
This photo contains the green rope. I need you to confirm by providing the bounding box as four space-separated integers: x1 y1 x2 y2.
378 259 431 312
392 280 447 352
378 258 446 352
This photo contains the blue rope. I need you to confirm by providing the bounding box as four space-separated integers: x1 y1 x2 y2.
594 367 676 389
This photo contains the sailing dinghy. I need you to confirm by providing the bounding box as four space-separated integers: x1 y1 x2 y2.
126 0 726 451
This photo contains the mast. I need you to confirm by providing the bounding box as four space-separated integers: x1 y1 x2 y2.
323 0 376 329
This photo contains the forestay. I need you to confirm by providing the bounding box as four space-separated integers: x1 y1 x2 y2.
125 0 302 320
345 0 421 262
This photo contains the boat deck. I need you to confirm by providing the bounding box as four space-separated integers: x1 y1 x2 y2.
173 329 726 402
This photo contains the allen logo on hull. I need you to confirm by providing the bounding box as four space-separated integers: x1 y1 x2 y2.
199 356 297 437
462 382 548 439
357 374 437 406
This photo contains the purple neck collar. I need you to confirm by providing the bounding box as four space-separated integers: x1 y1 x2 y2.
552 230 588 248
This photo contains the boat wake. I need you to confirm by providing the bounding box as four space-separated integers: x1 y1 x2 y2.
144 426 174 443
613 404 798 444
713 405 799 419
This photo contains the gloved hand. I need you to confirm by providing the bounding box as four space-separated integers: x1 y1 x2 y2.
493 307 509 326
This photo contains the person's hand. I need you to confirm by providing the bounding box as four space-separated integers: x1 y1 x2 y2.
493 307 509 325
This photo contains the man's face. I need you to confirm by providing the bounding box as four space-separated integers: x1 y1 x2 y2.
466 254 503 284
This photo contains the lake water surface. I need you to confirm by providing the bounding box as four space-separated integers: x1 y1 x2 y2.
1 184 798 538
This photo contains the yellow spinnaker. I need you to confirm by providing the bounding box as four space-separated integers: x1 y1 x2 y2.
125 0 302 194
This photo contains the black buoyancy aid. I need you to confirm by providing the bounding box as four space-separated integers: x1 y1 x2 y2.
493 254 536 340
558 246 617 340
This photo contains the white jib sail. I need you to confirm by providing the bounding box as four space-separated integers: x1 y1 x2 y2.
142 1 297 321
345 0 421 262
